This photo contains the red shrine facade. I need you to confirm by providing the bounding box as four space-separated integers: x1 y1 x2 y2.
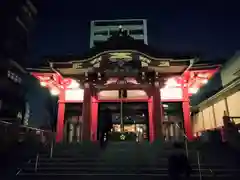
28 34 219 143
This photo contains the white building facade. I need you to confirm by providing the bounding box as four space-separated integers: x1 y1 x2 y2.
90 19 148 48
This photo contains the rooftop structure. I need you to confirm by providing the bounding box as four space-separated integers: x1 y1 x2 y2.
90 19 148 48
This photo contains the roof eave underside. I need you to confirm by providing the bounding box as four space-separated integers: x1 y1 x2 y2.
46 50 196 64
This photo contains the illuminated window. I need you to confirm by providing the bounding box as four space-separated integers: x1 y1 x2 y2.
65 89 84 101
161 87 183 100
94 31 108 36
7 70 22 84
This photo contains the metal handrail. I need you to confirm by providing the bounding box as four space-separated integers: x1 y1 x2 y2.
196 151 215 179
175 123 189 158
34 153 39 172
50 139 54 158
0 120 53 133
0 120 55 175
174 123 215 179
197 151 202 180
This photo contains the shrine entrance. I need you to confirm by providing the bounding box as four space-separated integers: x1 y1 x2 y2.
63 103 83 143
98 101 149 142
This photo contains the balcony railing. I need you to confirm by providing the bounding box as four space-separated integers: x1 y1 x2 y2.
0 120 55 177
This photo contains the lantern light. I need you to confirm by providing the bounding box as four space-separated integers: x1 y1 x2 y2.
50 89 60 96
165 78 179 88
189 87 199 94
67 79 80 89
40 81 47 87
202 79 208 84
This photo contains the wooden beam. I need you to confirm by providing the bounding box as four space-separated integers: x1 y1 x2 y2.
96 83 151 91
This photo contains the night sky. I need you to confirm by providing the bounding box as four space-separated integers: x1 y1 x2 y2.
29 0 240 65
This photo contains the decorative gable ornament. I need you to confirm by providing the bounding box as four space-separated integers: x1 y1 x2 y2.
109 52 132 62
73 63 83 69
90 57 102 65
158 61 170 67
139 56 151 64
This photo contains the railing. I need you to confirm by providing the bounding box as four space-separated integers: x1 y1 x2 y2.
175 123 189 157
174 124 215 179
0 120 55 175
197 151 202 180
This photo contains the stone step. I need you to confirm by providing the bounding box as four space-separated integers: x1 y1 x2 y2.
21 166 239 175
16 142 239 180
17 172 238 180
25 162 228 170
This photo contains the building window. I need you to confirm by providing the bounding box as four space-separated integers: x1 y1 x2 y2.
94 20 144 26
133 39 145 44
94 31 108 36
7 70 22 84
129 29 144 35
109 30 119 36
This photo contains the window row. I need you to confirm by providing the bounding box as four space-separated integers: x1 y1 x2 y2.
94 29 144 36
7 70 22 84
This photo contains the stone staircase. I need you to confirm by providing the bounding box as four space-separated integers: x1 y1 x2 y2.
15 142 240 180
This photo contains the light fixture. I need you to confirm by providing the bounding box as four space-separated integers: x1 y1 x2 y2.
165 78 179 88
189 87 199 94
50 89 60 96
163 104 168 108
40 81 47 87
202 79 208 84
67 79 80 89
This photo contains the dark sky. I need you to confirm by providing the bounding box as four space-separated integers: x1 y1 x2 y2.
29 0 240 65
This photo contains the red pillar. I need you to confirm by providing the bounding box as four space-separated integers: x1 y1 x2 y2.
82 83 92 141
182 73 193 140
148 97 154 142
152 83 163 141
56 90 65 143
91 95 98 141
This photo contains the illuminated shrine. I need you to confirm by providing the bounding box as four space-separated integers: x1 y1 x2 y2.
28 31 219 143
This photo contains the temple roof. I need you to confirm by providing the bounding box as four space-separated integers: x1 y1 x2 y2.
80 32 197 60
28 29 221 83
40 29 197 65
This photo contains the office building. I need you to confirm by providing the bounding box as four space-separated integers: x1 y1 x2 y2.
0 0 38 66
90 19 148 48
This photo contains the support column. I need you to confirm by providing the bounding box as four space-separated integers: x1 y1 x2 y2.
56 90 65 143
152 82 163 141
82 83 92 141
182 72 193 140
148 96 154 143
175 123 179 141
91 95 98 141
165 124 169 141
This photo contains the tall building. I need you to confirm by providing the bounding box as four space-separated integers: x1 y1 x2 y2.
0 0 38 66
0 0 38 125
90 19 148 48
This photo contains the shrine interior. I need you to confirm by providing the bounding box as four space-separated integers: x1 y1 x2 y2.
63 103 83 143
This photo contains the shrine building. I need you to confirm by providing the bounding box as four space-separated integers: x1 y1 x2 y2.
28 29 219 143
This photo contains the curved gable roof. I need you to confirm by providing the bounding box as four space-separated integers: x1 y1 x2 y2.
82 32 196 60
